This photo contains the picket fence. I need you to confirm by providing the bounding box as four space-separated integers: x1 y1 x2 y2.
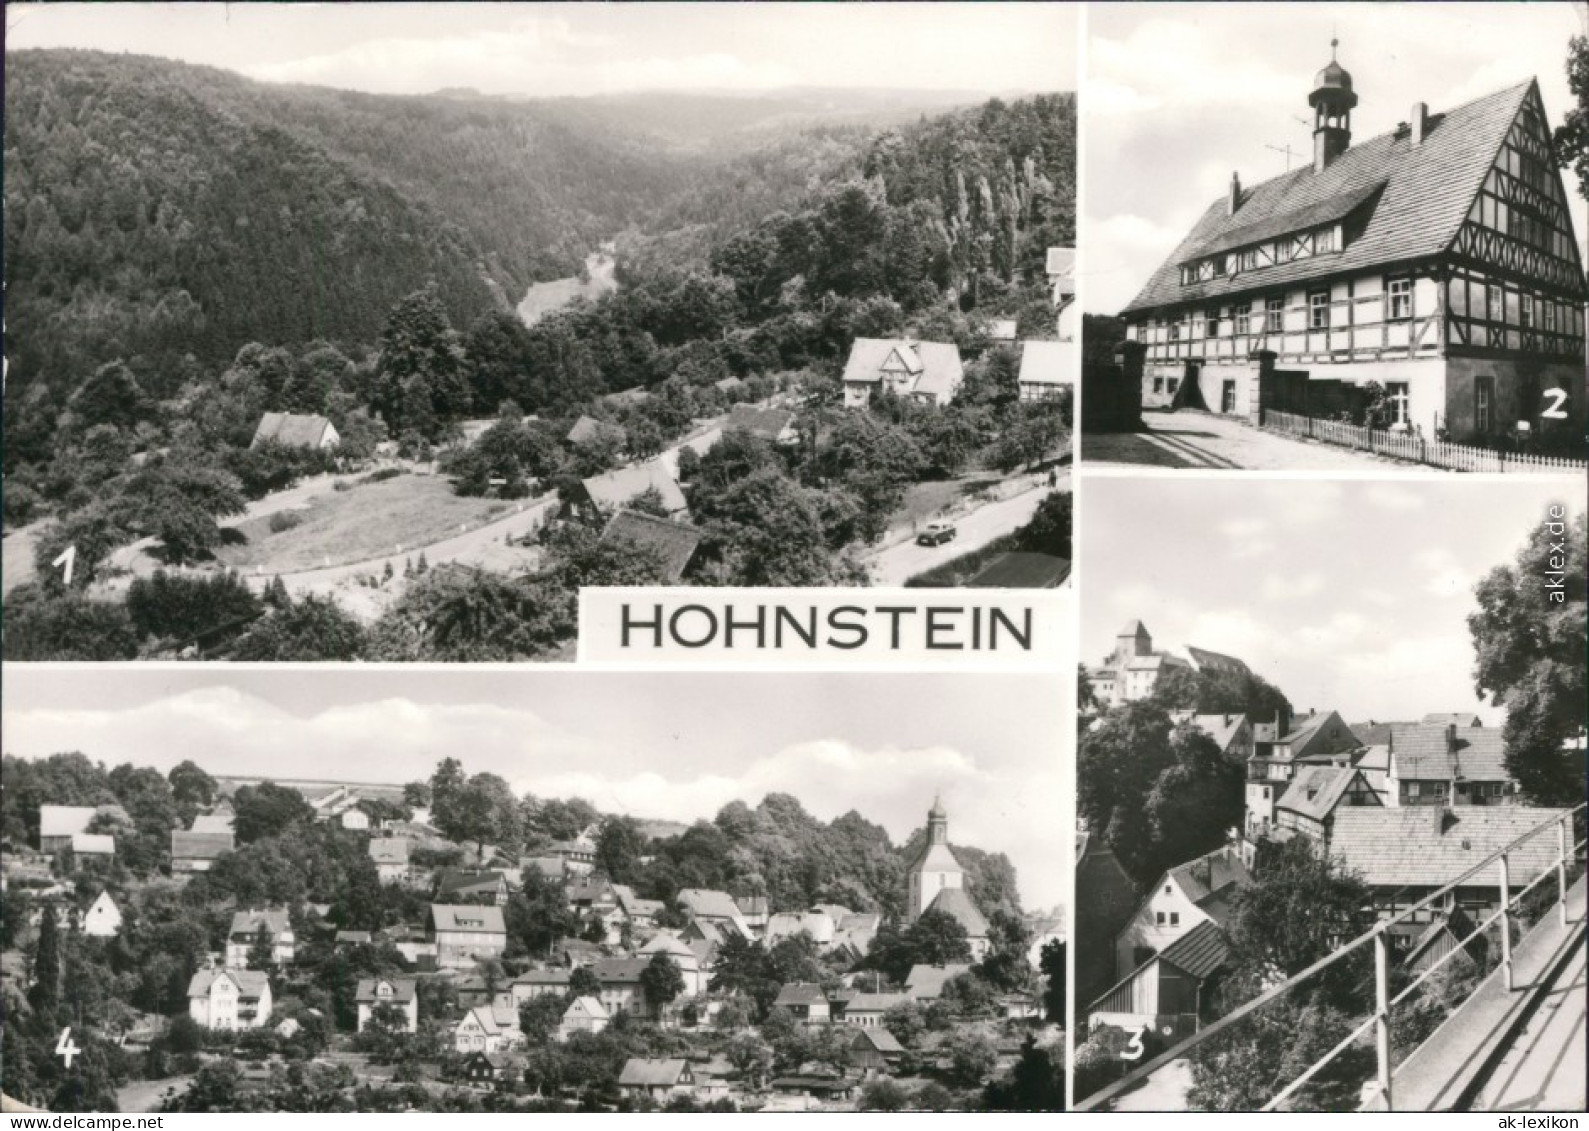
1262 409 1588 475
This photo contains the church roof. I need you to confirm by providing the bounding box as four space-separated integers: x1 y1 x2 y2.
1122 80 1575 314
926 887 989 938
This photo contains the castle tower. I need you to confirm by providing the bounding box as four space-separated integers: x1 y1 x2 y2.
1309 38 1358 173
1112 620 1153 664
906 793 965 921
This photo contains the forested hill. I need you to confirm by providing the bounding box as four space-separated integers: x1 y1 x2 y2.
2 49 692 392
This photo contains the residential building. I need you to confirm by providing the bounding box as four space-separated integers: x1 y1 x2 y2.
599 511 702 583
677 888 749 937
187 969 273 1031
171 830 234 873
1329 806 1573 928
81 891 122 938
592 956 651 1018
429 904 507 969
764 910 838 947
38 805 96 854
369 837 411 885
903 963 973 1002
570 460 687 524
841 338 965 408
226 908 295 967
557 995 610 1041
548 837 598 875
736 896 770 934
189 813 234 835
508 968 572 1008
1385 722 1514 807
1017 340 1073 402
1113 844 1250 979
612 884 664 929
774 982 831 1024
453 998 522 1055
1025 914 1066 967
638 932 708 997
617 1058 701 1102
1089 920 1229 1043
833 992 907 1027
845 1027 906 1075
1119 53 1585 443
251 412 339 450
356 977 418 1033
1270 764 1382 843
1174 711 1256 763
435 868 510 906
67 834 114 863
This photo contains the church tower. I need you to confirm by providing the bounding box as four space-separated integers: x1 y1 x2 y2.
906 794 965 920
1309 38 1358 173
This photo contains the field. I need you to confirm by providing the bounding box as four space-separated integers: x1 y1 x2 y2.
214 474 508 574
893 471 1007 528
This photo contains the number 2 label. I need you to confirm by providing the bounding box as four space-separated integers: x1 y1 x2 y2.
1541 388 1569 420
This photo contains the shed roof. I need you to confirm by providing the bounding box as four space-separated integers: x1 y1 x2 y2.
1017 340 1072 386
39 805 96 838
600 510 702 583
252 412 335 448
1158 919 1231 980
581 460 687 514
618 1058 689 1087
1330 807 1571 889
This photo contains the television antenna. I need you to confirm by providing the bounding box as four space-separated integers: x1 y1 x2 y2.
1265 142 1302 170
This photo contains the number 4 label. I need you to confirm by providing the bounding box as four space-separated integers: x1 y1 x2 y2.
1541 388 1569 420
56 1026 81 1068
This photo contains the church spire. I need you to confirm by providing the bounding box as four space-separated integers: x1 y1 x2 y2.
1308 36 1358 173
928 793 948 844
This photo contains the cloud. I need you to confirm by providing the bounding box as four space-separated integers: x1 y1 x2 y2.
1261 572 1325 602
1088 19 1299 117
1363 483 1426 512
1414 547 1476 599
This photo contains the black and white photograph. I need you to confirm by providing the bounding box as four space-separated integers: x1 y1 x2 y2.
0 667 1068 1113
1 1 1077 664
1079 3 1589 474
1072 477 1586 1112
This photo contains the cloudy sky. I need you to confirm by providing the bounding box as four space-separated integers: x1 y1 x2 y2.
1081 476 1579 726
2 668 1068 910
4 3 1077 97
1083 3 1589 313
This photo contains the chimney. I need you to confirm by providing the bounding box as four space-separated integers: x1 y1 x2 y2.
1446 723 1457 750
1227 172 1242 217
1410 102 1428 147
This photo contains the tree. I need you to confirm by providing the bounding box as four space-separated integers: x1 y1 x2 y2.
518 994 567 1046
232 781 315 843
596 816 645 885
984 1035 1065 1111
724 1031 773 1085
860 1077 910 1111
975 910 1034 992
246 924 276 972
1555 36 1589 204
568 965 601 1000
30 904 62 1016
1038 939 1066 1023
231 595 368 661
639 952 685 1016
1468 508 1587 804
944 1026 998 1087
373 285 470 440
2 589 140 660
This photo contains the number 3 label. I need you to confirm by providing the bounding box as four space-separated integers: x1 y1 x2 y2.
1541 388 1569 419
1121 1026 1146 1062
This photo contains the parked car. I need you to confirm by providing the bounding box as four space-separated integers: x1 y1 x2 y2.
916 521 957 546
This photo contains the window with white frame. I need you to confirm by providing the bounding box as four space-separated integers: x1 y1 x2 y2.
1235 302 1251 335
1206 306 1222 337
1520 293 1534 329
1385 382 1410 426
1388 277 1412 320
1309 291 1330 329
1265 296 1284 333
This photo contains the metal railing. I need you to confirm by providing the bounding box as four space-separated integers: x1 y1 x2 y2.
1077 803 1587 1112
1262 409 1588 474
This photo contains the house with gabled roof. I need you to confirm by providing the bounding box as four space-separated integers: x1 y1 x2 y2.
429 904 507 969
558 995 610 1042
676 889 749 936
81 891 122 938
171 829 233 874
832 992 908 1028
453 997 522 1054
599 510 702 583
38 805 96 855
774 982 830 1025
903 963 973 1002
571 459 688 523
1089 919 1229 1043
1017 340 1073 402
617 1058 701 1101
566 414 625 451
1113 843 1249 980
251 412 339 450
434 868 510 906
842 338 965 408
356 977 418 1033
369 837 411 885
1120 50 1585 443
188 968 273 1030
592 956 653 1018
508 967 572 1008
226 908 295 967
1272 764 1381 843
1075 832 1139 1011
845 1026 905 1074
1385 722 1513 807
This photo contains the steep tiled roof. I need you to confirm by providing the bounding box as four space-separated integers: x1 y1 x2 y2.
189 968 269 998
677 888 744 921
581 460 686 514
851 1027 906 1054
171 830 234 860
252 412 336 449
369 838 409 865
904 963 973 999
840 992 908 1014
1157 920 1230 980
775 982 828 1007
567 415 622 448
356 977 416 1004
436 869 507 898
600 510 702 583
429 904 506 934
926 887 990 937
189 814 234 834
230 908 291 938
1390 724 1509 782
1349 721 1406 747
842 338 964 398
726 403 796 439
1169 845 1251 919
966 551 1071 589
1422 713 1482 727
1017 340 1072 387
39 805 96 838
593 957 650 983
1123 81 1537 313
1330 807 1570 888
513 969 572 987
1186 713 1249 755
618 1058 689 1087
1187 646 1250 674
1277 765 1366 822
